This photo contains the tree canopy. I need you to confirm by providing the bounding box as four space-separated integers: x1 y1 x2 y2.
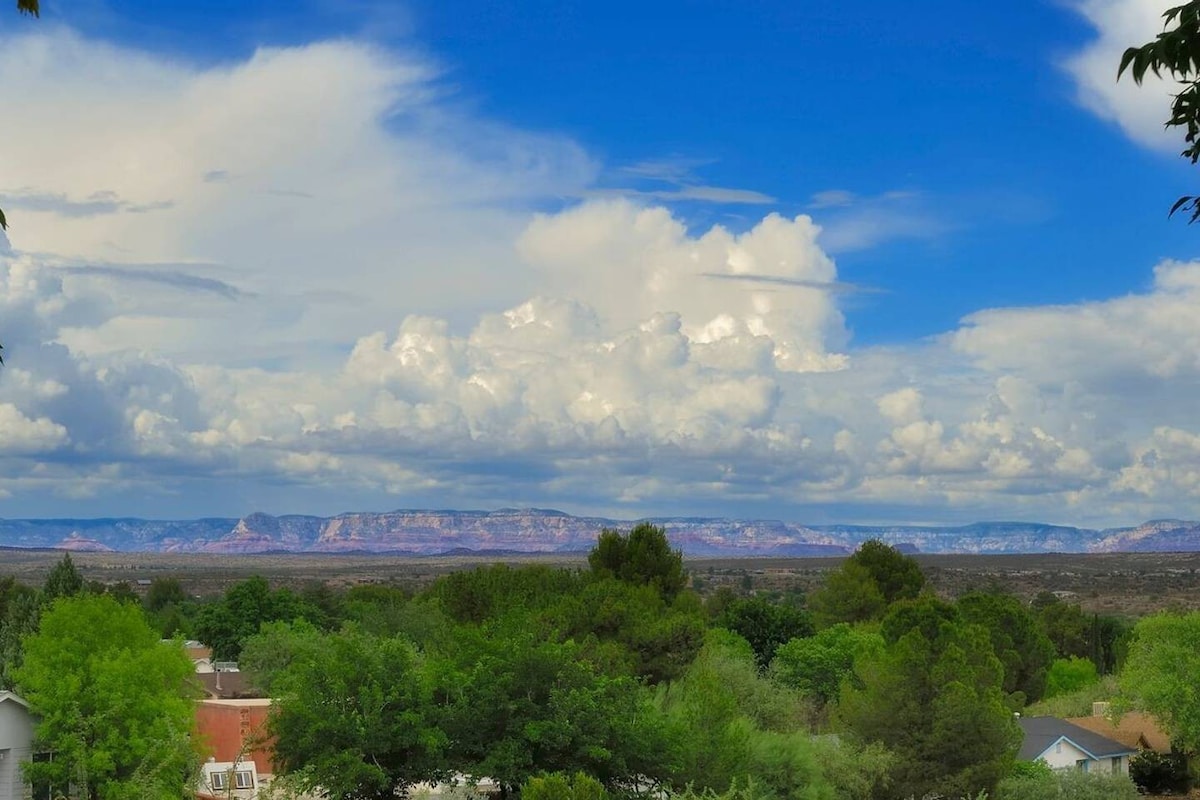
809 540 924 626
268 626 448 800
1118 611 1200 754
1119 2 1200 221
588 523 687 601
839 602 1019 798
15 595 200 800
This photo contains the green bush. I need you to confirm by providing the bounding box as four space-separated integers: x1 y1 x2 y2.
665 778 777 800
993 767 1138 800
521 772 609 800
1129 750 1189 795
1044 658 1099 699
1024 676 1116 718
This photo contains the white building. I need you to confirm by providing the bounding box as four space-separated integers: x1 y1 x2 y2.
0 692 35 800
1018 716 1136 775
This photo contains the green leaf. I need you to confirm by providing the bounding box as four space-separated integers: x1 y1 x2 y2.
1169 195 1196 217
1118 47 1140 79
16 0 38 16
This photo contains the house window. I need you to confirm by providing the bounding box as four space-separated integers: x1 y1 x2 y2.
1055 742 1062 754
235 770 255 789
210 771 227 790
1112 757 1122 774
1076 759 1089 773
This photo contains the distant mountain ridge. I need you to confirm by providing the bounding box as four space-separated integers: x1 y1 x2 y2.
0 509 1197 556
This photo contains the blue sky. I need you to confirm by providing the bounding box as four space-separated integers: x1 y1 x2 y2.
0 0 1198 526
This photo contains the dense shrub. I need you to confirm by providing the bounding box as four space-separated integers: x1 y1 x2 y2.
1129 750 1189 795
1044 657 1099 699
994 767 1138 800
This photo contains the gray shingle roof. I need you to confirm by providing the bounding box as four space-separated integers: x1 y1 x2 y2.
1018 716 1137 761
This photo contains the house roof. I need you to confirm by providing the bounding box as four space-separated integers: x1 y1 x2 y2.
1066 712 1172 754
0 691 29 709
1018 716 1137 761
197 671 265 700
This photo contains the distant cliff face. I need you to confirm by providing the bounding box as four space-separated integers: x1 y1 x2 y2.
0 509 1195 556
1088 519 1200 552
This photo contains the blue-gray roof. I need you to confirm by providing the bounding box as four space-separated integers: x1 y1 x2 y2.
1018 716 1137 761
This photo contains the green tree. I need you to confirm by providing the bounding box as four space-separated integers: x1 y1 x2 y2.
838 603 1020 798
1034 593 1090 660
193 576 325 660
268 627 448 800
238 619 325 696
1119 2 1200 222
1045 656 1099 699
0 585 38 689
588 523 687 601
770 623 884 708
15 595 201 800
1118 611 1200 755
958 591 1056 705
145 578 187 613
42 552 84 601
436 626 670 794
718 596 814 670
808 541 923 627
807 561 885 627
850 540 925 604
558 577 707 684
656 631 828 798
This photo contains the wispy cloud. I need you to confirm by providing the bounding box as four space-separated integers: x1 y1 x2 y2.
590 185 774 205
0 190 174 218
809 190 951 253
808 189 856 209
52 264 249 300
602 156 774 205
700 272 883 294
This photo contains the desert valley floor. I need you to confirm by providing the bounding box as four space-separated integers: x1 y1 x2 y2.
3 549 1200 617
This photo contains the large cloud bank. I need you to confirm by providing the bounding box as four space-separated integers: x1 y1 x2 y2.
0 28 1197 525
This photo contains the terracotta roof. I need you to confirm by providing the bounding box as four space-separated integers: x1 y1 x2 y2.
1066 712 1172 754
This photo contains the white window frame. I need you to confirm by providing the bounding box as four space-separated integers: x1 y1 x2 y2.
235 770 255 789
209 771 227 790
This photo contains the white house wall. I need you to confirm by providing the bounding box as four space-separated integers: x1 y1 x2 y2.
0 699 35 800
1036 738 1129 775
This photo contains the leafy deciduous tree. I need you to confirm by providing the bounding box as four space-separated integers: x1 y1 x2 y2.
770 623 884 708
193 576 325 660
1118 611 1200 755
1119 2 1200 222
718 596 814 670
16 595 201 800
1045 656 1099 699
436 628 670 794
269 627 448 800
